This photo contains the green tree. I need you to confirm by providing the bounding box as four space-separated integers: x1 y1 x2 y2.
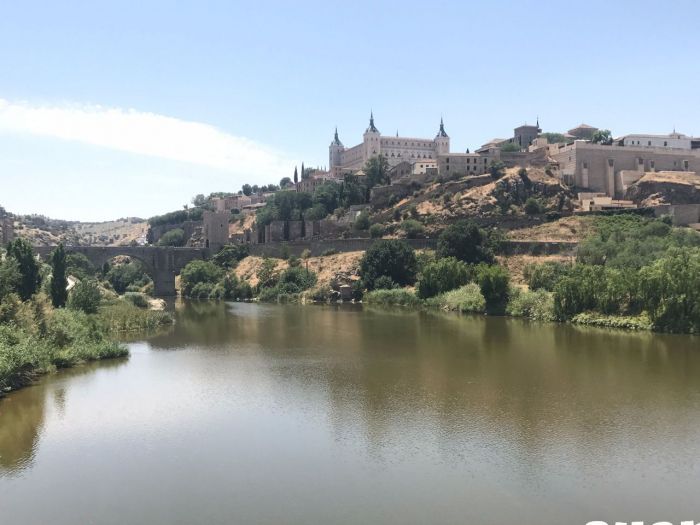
417 257 471 299
180 260 224 297
591 129 613 145
476 264 510 315
369 223 384 239
638 247 700 333
437 220 495 264
157 228 186 247
106 261 150 294
211 244 249 269
359 240 417 290
401 219 424 239
524 197 545 215
6 238 40 301
68 279 102 314
489 160 506 179
500 142 520 152
364 155 390 189
242 184 253 196
256 257 279 289
50 243 68 308
66 253 96 280
0 256 20 300
280 177 293 188
354 212 370 231
313 182 341 215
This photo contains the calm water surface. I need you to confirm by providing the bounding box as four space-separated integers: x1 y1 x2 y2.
1 302 700 524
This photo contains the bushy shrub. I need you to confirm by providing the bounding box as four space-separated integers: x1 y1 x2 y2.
124 292 149 308
373 275 398 290
107 261 150 294
369 223 384 239
68 280 102 314
476 264 510 315
523 261 570 292
360 240 417 290
212 245 249 269
180 260 224 297
401 219 425 239
256 257 279 289
425 283 486 314
157 228 186 247
506 288 556 321
364 288 421 307
66 253 96 280
524 197 545 215
417 257 471 299
354 212 370 231
437 220 494 264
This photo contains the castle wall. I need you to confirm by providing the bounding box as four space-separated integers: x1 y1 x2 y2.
551 142 700 196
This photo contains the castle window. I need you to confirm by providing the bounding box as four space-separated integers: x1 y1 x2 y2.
648 141 652 146
664 141 668 146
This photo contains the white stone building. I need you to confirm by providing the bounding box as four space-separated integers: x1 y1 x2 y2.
329 113 450 177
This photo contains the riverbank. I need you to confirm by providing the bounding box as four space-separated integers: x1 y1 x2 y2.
0 295 173 397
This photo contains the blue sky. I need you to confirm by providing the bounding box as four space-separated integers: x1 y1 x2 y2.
1 0 699 221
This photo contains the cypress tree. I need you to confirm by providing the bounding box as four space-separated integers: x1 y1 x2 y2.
6 238 40 301
50 243 68 307
293 166 298 184
301 162 306 180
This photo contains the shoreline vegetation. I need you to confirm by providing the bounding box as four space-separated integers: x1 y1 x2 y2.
1 239 173 397
179 214 700 335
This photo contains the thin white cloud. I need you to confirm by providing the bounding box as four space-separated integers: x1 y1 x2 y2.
0 98 294 176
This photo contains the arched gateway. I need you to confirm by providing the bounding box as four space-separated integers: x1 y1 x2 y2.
35 245 209 296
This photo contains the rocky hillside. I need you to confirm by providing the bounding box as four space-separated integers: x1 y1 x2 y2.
625 171 700 206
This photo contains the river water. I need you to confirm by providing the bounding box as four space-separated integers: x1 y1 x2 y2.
1 302 699 524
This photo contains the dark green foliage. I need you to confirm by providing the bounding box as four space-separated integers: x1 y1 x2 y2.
437 220 495 264
524 197 545 215
638 247 700 333
106 261 150 294
354 212 370 231
591 129 613 145
364 155 390 189
577 215 700 269
524 261 570 291
6 238 40 301
66 253 96 280
0 256 20 301
489 161 506 179
373 276 398 290
180 260 224 298
313 182 340 216
401 219 424 239
369 224 384 239
257 266 318 302
242 184 252 196
212 244 249 269
148 208 203 227
68 280 102 314
50 244 68 308
539 133 569 144
476 264 510 315
256 257 279 289
359 240 417 290
417 257 471 299
304 204 328 221
157 228 186 247
500 142 520 152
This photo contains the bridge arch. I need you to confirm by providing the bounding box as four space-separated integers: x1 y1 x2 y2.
35 245 209 296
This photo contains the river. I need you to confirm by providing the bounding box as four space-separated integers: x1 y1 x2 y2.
1 301 699 524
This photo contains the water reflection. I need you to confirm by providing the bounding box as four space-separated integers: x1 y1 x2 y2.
1 302 699 523
0 359 127 476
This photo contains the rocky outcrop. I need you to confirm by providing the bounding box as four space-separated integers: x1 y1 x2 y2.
624 172 700 206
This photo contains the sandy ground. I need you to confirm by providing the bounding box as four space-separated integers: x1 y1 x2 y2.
497 254 574 285
235 251 364 288
506 215 593 242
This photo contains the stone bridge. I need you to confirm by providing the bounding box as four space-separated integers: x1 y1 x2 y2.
35 245 209 296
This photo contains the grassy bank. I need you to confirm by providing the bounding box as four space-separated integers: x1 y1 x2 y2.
0 294 173 397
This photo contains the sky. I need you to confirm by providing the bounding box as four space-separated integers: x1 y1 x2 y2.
1 0 699 221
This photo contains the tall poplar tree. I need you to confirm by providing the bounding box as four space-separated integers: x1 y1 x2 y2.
6 238 40 301
50 243 68 307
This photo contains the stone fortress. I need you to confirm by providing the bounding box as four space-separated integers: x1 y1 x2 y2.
329 113 450 177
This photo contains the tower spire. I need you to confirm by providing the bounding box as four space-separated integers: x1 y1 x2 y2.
366 110 378 133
